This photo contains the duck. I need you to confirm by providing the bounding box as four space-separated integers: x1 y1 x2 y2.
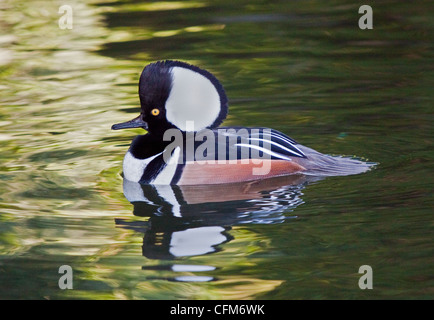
112 60 373 185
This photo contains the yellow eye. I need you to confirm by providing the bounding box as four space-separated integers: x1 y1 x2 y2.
151 108 160 116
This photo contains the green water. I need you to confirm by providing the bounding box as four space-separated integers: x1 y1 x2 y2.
0 0 432 299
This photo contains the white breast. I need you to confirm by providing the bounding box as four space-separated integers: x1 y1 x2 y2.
122 151 162 182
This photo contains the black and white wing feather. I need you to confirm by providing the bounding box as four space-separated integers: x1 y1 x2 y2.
242 128 306 159
206 127 306 161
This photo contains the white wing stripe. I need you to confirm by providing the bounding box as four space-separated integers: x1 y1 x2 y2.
248 131 305 158
247 137 305 158
235 143 293 161
267 132 305 157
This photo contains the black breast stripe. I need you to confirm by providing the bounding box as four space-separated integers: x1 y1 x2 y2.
140 153 167 183
170 163 186 185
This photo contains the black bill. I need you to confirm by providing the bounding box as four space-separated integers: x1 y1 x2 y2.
111 115 148 130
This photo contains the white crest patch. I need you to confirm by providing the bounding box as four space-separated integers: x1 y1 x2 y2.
165 66 220 132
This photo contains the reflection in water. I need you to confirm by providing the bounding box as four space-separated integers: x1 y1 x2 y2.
116 175 322 282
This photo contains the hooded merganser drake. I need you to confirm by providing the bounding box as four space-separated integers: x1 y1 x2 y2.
112 60 373 185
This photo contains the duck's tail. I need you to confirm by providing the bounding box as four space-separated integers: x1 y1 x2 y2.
293 145 376 177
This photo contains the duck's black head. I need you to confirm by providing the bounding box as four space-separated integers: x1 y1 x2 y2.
112 60 228 137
